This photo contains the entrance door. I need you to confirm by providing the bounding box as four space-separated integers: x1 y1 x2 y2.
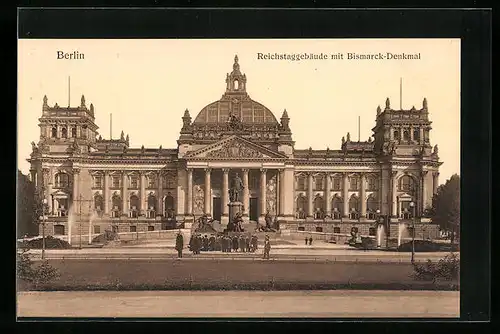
212 197 222 222
249 197 259 222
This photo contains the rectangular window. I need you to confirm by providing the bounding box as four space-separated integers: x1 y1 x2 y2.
367 177 377 191
94 176 102 188
148 225 155 231
130 226 137 232
315 177 323 191
112 176 120 188
130 176 138 188
94 225 101 234
333 227 341 234
332 178 341 191
349 177 359 191
148 176 156 188
369 227 376 236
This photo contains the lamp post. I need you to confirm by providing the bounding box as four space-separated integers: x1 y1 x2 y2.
41 198 48 260
409 201 415 264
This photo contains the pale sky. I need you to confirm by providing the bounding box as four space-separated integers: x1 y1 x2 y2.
18 39 460 184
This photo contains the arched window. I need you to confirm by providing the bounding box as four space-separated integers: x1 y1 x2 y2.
55 173 69 188
349 196 359 219
331 196 343 219
148 193 157 211
94 194 103 212
296 175 306 191
314 175 323 190
403 130 410 141
61 127 68 138
51 127 57 138
234 79 239 90
315 227 323 232
164 193 175 218
71 127 77 138
56 198 69 217
413 129 420 141
112 194 122 217
400 175 416 193
367 195 378 211
296 195 306 219
130 195 139 211
130 175 138 188
314 195 324 219
394 130 400 140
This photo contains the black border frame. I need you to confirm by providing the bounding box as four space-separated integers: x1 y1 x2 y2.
9 7 491 326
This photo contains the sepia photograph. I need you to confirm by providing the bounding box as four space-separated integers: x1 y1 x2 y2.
17 38 461 318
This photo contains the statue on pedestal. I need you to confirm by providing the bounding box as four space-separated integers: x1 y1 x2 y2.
229 172 244 202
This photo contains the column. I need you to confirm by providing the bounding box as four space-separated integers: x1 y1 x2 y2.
157 171 163 216
72 169 80 211
307 172 314 217
122 172 128 216
103 171 109 215
222 169 229 217
186 168 193 215
324 173 331 217
342 173 349 217
432 172 439 194
389 127 394 141
421 171 428 213
242 169 249 216
410 126 414 141
360 173 367 218
260 168 267 216
278 169 285 216
391 171 398 217
76 125 81 138
419 127 424 144
47 183 53 215
204 168 211 216
139 172 146 214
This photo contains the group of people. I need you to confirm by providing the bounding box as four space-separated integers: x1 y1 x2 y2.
188 233 260 254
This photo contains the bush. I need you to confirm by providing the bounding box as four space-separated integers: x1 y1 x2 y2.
17 248 60 289
412 253 459 282
18 235 71 249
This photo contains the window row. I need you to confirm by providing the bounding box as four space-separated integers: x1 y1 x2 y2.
295 196 379 220
93 194 175 219
393 128 420 141
92 174 177 189
50 125 86 138
295 175 378 191
296 226 378 236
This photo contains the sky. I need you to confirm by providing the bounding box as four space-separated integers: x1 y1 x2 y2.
18 39 460 184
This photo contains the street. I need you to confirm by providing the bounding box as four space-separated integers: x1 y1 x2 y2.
17 290 460 318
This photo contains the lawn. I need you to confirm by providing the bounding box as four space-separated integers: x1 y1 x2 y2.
19 259 459 291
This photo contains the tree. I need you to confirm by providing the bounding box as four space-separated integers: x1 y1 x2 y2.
17 170 38 238
430 174 460 244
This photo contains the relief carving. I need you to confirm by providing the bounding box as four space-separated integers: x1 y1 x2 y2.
266 175 277 215
193 184 204 214
206 140 264 158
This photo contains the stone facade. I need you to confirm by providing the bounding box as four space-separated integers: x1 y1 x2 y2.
28 55 442 243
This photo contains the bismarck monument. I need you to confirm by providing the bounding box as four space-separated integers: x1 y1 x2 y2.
226 173 245 232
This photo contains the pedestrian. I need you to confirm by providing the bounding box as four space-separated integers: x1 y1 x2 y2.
209 235 216 251
263 235 271 260
175 230 184 258
305 237 308 245
232 235 238 252
251 235 258 252
309 236 313 246
226 236 231 253
239 235 246 253
245 235 251 253
203 235 209 251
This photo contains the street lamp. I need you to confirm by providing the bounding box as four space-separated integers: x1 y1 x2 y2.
409 201 415 264
41 198 48 260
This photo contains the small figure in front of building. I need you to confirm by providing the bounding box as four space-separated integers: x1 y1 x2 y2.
232 235 239 252
251 234 258 252
245 235 251 253
202 235 209 251
309 236 313 246
263 235 271 260
305 237 309 245
239 235 246 253
209 235 216 251
175 230 184 258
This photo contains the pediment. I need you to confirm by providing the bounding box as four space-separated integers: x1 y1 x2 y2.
184 135 287 160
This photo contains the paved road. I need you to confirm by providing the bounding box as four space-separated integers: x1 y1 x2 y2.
17 290 460 318
25 248 458 263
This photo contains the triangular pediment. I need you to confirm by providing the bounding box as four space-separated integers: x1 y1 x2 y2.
185 135 287 159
